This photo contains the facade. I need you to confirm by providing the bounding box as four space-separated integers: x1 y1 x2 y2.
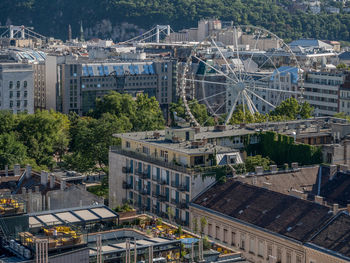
339 72 350 115
190 180 350 263
109 127 243 226
303 71 344 116
33 62 46 110
0 62 34 113
56 59 176 120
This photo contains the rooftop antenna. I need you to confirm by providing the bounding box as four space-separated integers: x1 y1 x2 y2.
68 24 72 42
80 21 85 42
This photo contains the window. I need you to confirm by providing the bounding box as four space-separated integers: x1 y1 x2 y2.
267 244 273 258
16 81 20 88
24 100 27 107
215 226 220 240
223 229 228 243
17 100 20 107
208 224 212 237
296 255 302 263
231 232 236 246
249 237 255 254
277 247 282 263
9 91 13 98
9 81 13 89
286 251 291 263
240 234 245 250
24 91 27 98
10 101 13 108
24 81 27 88
142 146 150 154
126 141 130 148
17 91 20 98
258 240 264 257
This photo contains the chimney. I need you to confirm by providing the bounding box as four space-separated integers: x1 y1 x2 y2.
5 165 8 176
270 165 278 174
40 171 48 186
329 164 337 179
333 203 339 215
291 162 298 170
35 185 40 193
315 195 324 205
14 164 20 176
25 165 32 179
255 166 263 175
60 179 66 190
49 174 55 189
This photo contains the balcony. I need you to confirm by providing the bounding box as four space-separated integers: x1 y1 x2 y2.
171 198 177 205
158 179 168 185
176 201 189 209
152 192 167 201
122 166 132 174
122 181 133 189
177 184 188 192
139 189 150 196
171 181 176 187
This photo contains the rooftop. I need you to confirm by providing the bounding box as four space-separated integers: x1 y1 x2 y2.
192 180 333 242
308 212 350 260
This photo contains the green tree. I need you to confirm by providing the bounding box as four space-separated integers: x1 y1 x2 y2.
170 98 215 126
245 155 273 172
271 97 313 119
0 133 27 170
16 110 70 169
200 216 207 237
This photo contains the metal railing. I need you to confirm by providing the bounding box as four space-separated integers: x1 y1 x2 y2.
110 146 196 175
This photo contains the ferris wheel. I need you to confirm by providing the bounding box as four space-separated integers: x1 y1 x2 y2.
179 25 303 126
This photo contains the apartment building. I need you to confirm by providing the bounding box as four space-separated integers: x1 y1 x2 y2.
33 62 46 110
109 127 243 226
0 62 34 113
190 180 350 263
303 71 344 116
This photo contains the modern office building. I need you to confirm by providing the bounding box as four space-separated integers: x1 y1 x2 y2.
303 71 344 116
54 58 177 120
0 62 34 113
109 127 243 226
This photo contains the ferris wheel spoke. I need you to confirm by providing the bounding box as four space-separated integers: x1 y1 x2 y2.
187 90 228 105
184 78 231 86
225 91 242 124
242 90 255 115
246 89 275 108
210 37 240 83
193 55 238 84
202 99 227 126
233 26 243 82
244 90 259 114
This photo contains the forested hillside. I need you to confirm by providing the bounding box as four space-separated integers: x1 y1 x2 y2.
1 0 350 42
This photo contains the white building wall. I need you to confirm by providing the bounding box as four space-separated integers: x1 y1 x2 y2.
0 63 34 114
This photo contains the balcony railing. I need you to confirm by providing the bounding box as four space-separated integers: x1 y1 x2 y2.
122 166 132 174
177 201 189 209
122 181 133 189
139 189 150 196
177 184 188 192
110 146 196 175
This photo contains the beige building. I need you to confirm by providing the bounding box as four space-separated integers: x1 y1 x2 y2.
190 180 350 263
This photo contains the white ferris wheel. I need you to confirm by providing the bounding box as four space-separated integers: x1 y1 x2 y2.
179 25 303 126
